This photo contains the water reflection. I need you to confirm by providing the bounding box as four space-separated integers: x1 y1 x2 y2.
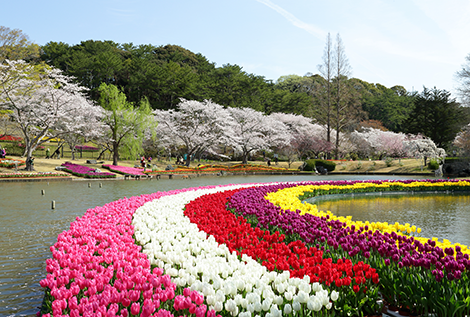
315 193 470 246
0 174 425 316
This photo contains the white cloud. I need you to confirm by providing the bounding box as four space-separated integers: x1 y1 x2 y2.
255 0 326 40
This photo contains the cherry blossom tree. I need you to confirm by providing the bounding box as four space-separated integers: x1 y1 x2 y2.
60 113 105 160
228 108 291 164
154 99 235 166
453 124 470 155
228 107 268 164
349 128 408 159
404 137 446 166
270 112 333 163
0 60 103 170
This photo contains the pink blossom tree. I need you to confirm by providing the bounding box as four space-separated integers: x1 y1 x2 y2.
154 99 235 166
349 128 408 159
269 112 333 164
0 60 103 170
454 124 470 155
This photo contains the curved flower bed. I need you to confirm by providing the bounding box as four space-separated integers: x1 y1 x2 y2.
40 179 470 316
102 164 147 176
228 180 470 315
62 162 116 178
0 134 22 142
39 185 237 317
133 185 340 317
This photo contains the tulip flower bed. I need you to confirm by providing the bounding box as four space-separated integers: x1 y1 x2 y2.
62 162 116 178
229 180 470 316
39 185 237 317
40 179 470 317
0 171 69 178
0 157 25 168
75 145 99 151
133 185 340 317
144 164 297 176
102 164 147 176
182 189 378 315
0 134 22 142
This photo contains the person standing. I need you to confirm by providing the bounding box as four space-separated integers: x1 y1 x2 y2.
45 148 50 159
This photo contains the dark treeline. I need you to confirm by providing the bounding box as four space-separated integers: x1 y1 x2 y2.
40 40 469 149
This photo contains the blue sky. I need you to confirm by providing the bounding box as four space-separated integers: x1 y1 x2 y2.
4 0 470 96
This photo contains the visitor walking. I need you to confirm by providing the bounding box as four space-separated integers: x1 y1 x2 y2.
54 147 61 159
45 148 50 159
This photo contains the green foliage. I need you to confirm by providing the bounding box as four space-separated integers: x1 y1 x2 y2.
315 159 336 171
98 83 157 165
428 158 440 170
302 159 336 172
385 157 394 167
0 26 41 61
40 41 306 113
356 80 414 132
404 87 468 149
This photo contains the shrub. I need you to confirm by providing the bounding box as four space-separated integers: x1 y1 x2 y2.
302 159 336 172
428 159 440 170
385 157 393 167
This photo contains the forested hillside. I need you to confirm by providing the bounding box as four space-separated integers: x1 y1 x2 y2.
38 40 470 150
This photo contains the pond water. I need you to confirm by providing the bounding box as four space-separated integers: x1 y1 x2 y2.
314 192 470 247
0 174 448 316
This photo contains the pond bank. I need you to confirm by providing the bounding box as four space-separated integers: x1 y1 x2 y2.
0 156 440 181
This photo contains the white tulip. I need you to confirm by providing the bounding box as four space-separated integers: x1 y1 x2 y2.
283 303 292 314
331 290 339 301
292 300 301 312
261 298 272 311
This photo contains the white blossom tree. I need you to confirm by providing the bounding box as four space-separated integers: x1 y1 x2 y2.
0 60 103 170
154 99 235 166
229 108 291 164
404 137 446 166
60 112 105 160
349 128 409 159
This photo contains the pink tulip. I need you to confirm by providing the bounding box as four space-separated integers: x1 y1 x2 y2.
130 302 140 315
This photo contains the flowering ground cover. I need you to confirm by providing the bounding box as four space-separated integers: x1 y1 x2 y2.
102 164 147 176
0 157 25 168
0 135 22 142
144 164 298 176
74 145 99 151
40 179 470 316
62 162 116 178
0 171 69 178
